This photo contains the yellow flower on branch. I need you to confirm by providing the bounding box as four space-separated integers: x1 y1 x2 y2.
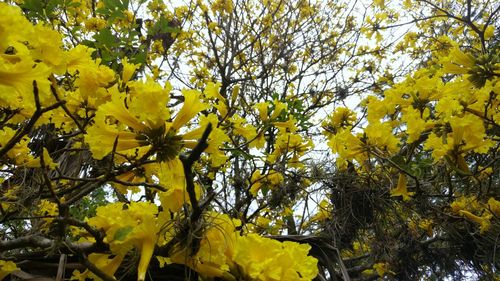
364 121 399 153
71 254 124 281
121 57 140 84
0 260 18 280
172 89 208 131
310 199 333 223
234 233 318 280
390 173 414 201
85 111 145 160
487 197 500 216
165 212 319 281
0 54 51 103
85 81 211 162
87 202 164 281
254 102 270 121
458 210 492 234
441 46 475 75
372 262 395 277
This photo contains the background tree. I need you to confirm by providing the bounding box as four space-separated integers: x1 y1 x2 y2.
0 0 499 280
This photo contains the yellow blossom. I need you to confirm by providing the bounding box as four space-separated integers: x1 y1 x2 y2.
71 254 124 281
172 89 208 130
458 210 492 234
0 260 18 280
364 121 399 152
484 25 495 40
121 57 140 84
270 100 287 119
390 173 414 201
310 199 332 222
372 262 394 277
418 219 433 237
487 197 500 216
255 102 270 121
234 233 318 280
87 202 162 281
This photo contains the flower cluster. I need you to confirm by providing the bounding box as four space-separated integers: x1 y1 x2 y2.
165 213 319 281
324 42 500 204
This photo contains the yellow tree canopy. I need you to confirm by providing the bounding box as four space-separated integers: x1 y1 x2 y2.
0 0 499 280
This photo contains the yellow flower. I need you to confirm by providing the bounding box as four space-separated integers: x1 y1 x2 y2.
424 132 453 161
441 46 475 75
484 25 495 40
372 262 394 277
127 79 172 129
449 47 475 68
155 157 190 212
65 45 95 73
0 128 56 167
325 107 357 131
418 219 433 237
231 114 257 140
98 89 149 132
390 173 414 201
181 113 229 167
172 89 208 130
85 112 144 160
31 24 66 73
449 115 493 153
34 199 59 231
256 216 272 229
85 81 173 160
275 116 298 133
111 170 144 194
401 107 429 143
458 210 492 234
250 170 264 196
25 148 59 169
310 199 332 222
171 213 240 279
121 57 140 84
234 233 318 280
204 82 225 101
255 102 270 121
71 254 124 281
87 202 162 281
0 53 52 108
267 170 284 186
0 3 33 51
270 99 287 119
169 212 318 280
84 17 107 32
487 197 500 216
327 129 366 166
0 260 18 280
365 121 399 152
450 196 481 214
75 61 115 107
373 0 385 8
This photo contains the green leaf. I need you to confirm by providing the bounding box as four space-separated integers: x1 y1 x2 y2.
390 155 406 167
148 17 182 36
97 0 129 21
21 0 44 13
81 40 96 48
131 51 147 65
94 28 118 48
67 1 81 8
113 226 133 241
389 155 414 175
261 186 269 196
